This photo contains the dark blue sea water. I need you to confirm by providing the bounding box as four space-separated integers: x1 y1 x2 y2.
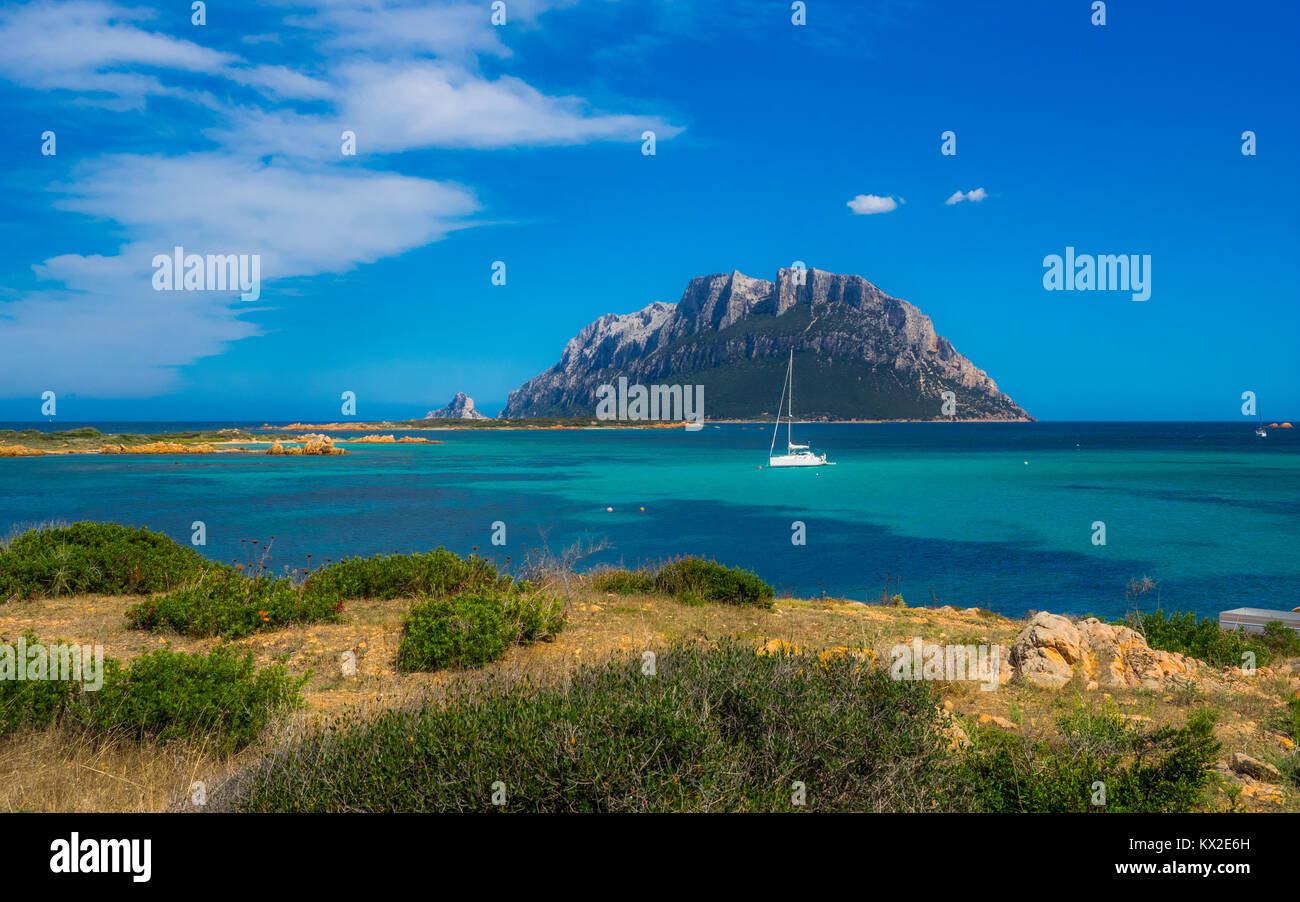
1 422 1296 620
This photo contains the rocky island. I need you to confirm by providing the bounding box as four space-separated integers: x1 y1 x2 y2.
424 392 489 420
504 267 1032 421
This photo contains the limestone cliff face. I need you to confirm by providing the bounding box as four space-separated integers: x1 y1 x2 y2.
503 268 1031 421
425 392 489 420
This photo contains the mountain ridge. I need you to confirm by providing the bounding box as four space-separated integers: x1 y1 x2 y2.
503 268 1031 421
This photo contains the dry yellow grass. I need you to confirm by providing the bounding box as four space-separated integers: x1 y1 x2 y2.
1 587 1296 812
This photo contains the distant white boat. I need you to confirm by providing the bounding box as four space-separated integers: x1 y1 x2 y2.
768 350 833 467
684 420 704 432
1256 404 1267 438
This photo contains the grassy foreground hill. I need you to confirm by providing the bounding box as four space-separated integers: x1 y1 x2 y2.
0 527 1296 812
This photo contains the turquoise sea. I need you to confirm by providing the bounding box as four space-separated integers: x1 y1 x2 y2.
1 422 1297 620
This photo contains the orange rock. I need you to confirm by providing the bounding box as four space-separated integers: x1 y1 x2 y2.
0 444 44 457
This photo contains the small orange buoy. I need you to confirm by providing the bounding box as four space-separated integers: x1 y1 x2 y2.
639 506 645 511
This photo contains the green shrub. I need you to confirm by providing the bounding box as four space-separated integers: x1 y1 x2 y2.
1270 696 1300 743
1257 621 1300 661
958 704 1220 812
124 546 530 640
592 557 774 608
125 571 341 639
397 593 513 671
0 522 223 599
589 569 655 595
233 639 953 812
0 632 85 735
1 638 302 753
1278 753 1300 789
81 646 304 753
397 589 567 672
1123 610 1298 668
304 549 513 602
502 594 566 644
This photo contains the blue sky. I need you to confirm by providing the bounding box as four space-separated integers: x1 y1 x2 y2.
0 0 1296 421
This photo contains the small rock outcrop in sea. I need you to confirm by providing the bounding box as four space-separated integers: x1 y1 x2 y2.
101 442 217 454
425 392 489 420
267 434 347 456
347 435 442 444
1008 612 1198 690
503 267 1032 420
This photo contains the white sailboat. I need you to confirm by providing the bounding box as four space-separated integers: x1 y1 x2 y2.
1256 405 1267 438
768 350 833 467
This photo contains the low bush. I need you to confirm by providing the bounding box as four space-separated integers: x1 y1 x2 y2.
502 593 567 644
233 639 951 812
125 571 341 639
588 568 654 595
396 591 565 671
82 646 304 754
958 703 1220 812
591 557 774 608
0 638 302 753
1270 695 1300 743
201 641 1232 813
304 549 514 601
1257 620 1300 662
1123 610 1300 668
0 522 223 599
397 594 512 671
0 632 84 735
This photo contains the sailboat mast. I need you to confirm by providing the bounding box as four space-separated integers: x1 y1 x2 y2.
770 354 788 458
786 350 793 449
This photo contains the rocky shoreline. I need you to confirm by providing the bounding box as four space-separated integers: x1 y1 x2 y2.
0 433 443 457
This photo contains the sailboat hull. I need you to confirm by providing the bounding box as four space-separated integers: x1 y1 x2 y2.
769 452 832 467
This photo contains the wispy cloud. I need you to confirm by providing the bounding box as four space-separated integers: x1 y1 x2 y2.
0 0 682 397
847 194 899 215
0 0 235 108
208 63 679 157
0 154 481 397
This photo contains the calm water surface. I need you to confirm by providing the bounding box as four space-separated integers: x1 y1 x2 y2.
1 421 1296 620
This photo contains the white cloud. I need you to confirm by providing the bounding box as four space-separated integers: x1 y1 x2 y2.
0 1 681 149
47 154 481 277
227 64 335 101
945 187 989 205
338 62 679 151
286 1 512 61
206 63 680 158
847 194 899 215
0 1 237 107
0 0 683 397
0 154 481 396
